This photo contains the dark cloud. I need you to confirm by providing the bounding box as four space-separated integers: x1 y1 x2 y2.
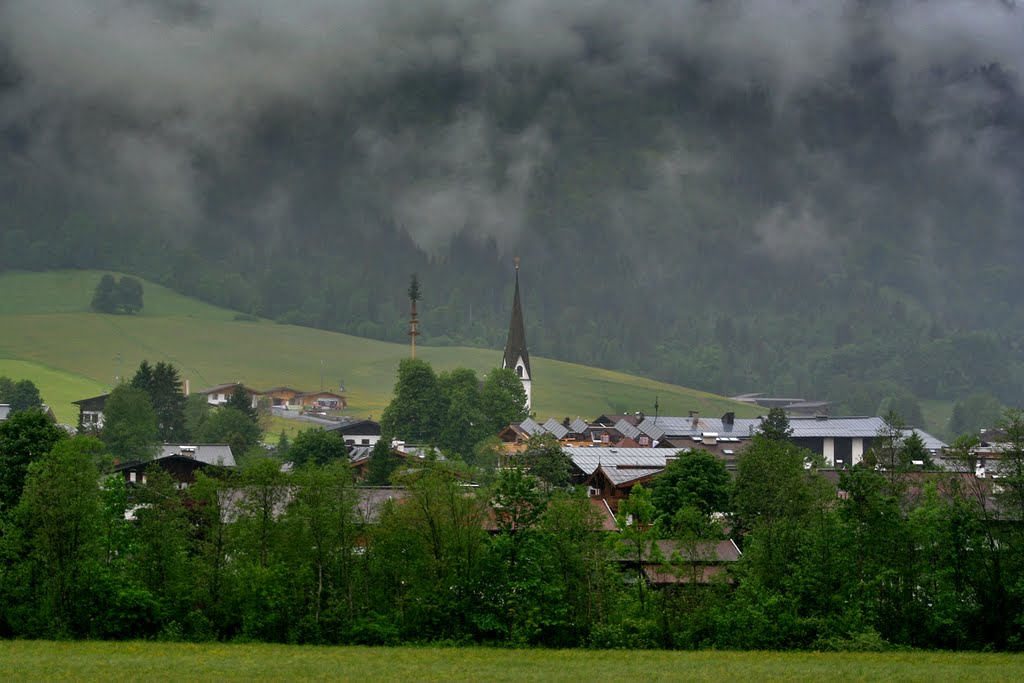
0 0 1021 255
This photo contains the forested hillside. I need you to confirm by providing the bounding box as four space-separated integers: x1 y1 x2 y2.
1 1 1022 420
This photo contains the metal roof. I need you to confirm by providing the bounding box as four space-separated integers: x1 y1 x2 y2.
542 418 570 439
638 415 947 450
906 428 947 451
595 465 664 486
569 418 590 434
159 444 236 467
614 418 642 441
565 447 682 476
518 417 546 435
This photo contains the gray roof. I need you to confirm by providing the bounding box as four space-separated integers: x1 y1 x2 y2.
594 465 665 487
349 446 373 464
639 415 946 446
906 428 946 452
542 418 569 439
614 418 641 441
159 444 236 467
518 417 546 436
564 447 683 476
569 418 590 434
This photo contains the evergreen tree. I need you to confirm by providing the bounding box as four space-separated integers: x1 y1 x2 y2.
366 439 401 485
758 407 793 441
226 384 258 423
131 361 186 442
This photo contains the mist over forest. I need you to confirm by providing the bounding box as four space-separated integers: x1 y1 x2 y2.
1 1 1023 424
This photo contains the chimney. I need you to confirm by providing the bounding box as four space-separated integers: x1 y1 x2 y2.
722 412 735 426
184 379 190 396
689 410 699 427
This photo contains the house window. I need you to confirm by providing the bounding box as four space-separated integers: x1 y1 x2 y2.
516 365 523 377
639 435 649 446
601 432 610 444
361 438 370 445
129 471 136 483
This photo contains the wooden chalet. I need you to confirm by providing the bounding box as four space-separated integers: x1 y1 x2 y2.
114 443 236 489
72 393 110 430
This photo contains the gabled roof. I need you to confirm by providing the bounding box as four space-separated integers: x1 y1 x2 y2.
569 418 590 434
590 464 664 488
195 383 256 395
72 393 111 406
327 419 381 435
542 418 569 439
565 447 683 476
297 390 346 399
260 386 300 394
518 417 546 436
160 443 236 467
502 266 531 377
638 415 946 447
614 418 642 441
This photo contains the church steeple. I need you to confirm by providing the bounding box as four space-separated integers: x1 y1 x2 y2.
502 258 532 410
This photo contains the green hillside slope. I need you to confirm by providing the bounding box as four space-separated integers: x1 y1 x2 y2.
0 270 759 423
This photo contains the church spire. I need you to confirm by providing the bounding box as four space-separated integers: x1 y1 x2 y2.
502 258 532 409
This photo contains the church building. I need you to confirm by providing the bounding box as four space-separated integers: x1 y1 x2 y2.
502 260 532 411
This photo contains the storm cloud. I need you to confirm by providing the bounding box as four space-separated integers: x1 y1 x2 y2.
1 0 1021 254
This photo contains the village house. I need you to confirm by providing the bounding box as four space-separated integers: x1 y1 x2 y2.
72 393 110 430
114 443 236 489
194 383 260 408
327 418 382 447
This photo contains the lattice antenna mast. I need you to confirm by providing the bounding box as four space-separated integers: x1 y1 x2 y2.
408 273 421 358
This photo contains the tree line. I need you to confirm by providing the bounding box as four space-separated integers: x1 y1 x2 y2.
2 399 1024 650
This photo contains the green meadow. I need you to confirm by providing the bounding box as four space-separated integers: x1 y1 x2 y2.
0 270 758 423
0 359 108 424
0 641 1020 682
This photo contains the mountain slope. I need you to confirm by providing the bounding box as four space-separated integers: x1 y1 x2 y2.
0 270 759 422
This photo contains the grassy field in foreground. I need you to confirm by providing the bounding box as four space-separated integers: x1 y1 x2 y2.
0 641 1021 682
0 270 759 423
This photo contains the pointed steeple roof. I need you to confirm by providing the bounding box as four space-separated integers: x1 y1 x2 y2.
502 262 531 377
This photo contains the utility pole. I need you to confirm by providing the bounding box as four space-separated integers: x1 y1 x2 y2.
408 273 421 359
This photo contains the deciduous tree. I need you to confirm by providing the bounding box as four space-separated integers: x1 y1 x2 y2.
379 359 443 443
0 408 67 510
101 384 159 463
288 429 348 468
